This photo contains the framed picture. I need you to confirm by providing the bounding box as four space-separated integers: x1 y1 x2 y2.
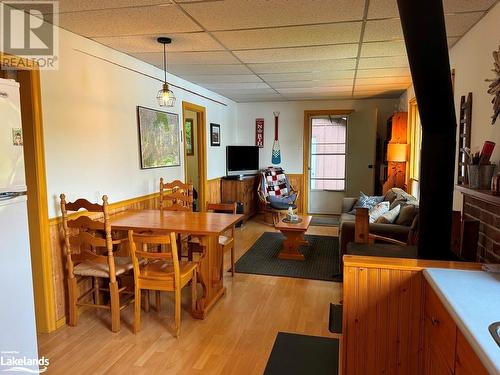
185 118 194 156
137 106 180 169
210 123 221 146
255 118 264 147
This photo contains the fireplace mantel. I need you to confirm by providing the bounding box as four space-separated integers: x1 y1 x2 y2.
455 185 500 205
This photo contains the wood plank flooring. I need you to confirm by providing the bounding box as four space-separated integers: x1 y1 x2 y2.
38 216 341 375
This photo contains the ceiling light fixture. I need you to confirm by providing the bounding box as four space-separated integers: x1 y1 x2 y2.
156 37 176 107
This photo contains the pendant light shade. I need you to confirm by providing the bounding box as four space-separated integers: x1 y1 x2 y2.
156 37 175 107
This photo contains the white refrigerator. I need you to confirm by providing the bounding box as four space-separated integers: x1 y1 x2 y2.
0 78 40 373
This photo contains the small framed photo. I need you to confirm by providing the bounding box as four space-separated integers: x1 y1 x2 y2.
12 128 23 146
185 118 194 156
210 123 221 146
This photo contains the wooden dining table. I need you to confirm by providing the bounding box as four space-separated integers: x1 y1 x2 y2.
109 209 243 319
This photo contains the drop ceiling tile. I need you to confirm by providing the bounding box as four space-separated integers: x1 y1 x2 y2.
353 89 404 98
356 67 410 78
234 44 359 64
203 82 271 90
261 70 356 82
281 92 353 100
354 83 410 92
355 76 411 85
367 0 494 19
448 37 460 47
270 79 354 89
168 64 252 75
357 56 408 69
59 5 201 37
180 0 366 31
249 59 357 74
213 22 362 50
92 33 223 53
360 40 406 58
214 88 278 98
49 0 171 13
363 19 403 42
132 51 240 65
181 74 263 83
229 93 285 102
445 12 484 37
277 86 353 94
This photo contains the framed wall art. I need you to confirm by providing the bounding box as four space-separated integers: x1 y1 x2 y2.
210 123 221 146
137 106 180 169
184 118 194 156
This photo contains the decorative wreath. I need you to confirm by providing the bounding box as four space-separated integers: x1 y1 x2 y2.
486 45 500 125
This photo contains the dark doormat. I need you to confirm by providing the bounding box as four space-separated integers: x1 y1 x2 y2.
310 215 340 227
235 232 342 282
264 332 339 375
329 303 343 334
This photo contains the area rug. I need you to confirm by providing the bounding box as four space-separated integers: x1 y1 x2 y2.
264 332 339 375
235 232 341 282
310 215 340 227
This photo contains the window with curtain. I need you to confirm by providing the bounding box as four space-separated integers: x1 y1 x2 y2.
310 116 347 191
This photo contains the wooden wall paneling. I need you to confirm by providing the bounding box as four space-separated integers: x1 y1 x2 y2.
207 178 222 205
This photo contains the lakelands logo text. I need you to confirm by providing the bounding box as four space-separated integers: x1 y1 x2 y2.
0 1 59 70
0 351 49 373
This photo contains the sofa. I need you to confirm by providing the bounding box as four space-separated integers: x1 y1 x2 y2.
339 188 419 256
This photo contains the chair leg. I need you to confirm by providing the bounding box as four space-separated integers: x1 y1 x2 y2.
191 270 197 312
109 281 120 333
134 287 141 334
68 277 78 327
156 291 161 312
230 246 235 277
144 290 150 313
93 277 100 305
174 288 181 338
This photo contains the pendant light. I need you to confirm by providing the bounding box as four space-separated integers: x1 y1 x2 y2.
156 37 176 107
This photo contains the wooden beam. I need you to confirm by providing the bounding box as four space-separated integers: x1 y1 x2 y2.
396 0 457 259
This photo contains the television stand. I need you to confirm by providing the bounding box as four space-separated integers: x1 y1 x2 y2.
221 175 259 221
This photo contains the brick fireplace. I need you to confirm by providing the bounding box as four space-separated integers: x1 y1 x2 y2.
457 186 500 263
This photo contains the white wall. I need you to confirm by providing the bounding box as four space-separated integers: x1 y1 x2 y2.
40 28 237 218
400 2 500 211
235 99 398 212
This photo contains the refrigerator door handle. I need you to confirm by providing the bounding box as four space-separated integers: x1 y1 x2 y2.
0 191 27 201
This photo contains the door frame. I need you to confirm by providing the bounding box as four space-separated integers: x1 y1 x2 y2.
1 53 56 333
303 109 354 214
182 101 207 212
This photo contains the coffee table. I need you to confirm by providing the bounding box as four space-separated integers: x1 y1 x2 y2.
274 215 312 260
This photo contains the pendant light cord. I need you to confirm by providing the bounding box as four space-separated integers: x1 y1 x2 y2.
163 42 167 84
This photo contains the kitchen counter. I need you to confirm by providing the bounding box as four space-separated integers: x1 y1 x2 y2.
424 268 500 374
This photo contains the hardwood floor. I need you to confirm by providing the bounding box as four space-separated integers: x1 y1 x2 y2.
38 216 341 375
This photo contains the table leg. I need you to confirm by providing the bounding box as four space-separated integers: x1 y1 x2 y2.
278 230 308 261
192 234 225 319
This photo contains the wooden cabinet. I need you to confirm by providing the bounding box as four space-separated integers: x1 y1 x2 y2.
423 281 489 375
221 176 258 221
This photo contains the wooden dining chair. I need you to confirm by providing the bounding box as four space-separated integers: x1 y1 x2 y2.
60 194 134 333
159 178 194 211
188 202 238 276
128 230 197 337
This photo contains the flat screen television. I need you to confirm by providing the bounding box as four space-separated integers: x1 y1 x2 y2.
226 146 259 176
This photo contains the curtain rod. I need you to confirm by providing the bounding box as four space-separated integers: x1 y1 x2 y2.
73 48 228 107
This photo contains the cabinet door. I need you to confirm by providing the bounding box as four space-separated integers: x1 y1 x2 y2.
455 330 489 375
424 283 457 373
424 316 454 375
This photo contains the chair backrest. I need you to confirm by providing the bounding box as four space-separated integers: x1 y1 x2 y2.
60 194 118 282
206 202 237 237
159 178 193 211
127 231 180 286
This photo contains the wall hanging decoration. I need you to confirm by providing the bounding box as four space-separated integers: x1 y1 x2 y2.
255 118 264 148
486 45 499 124
185 118 194 155
272 111 281 164
210 123 220 146
156 37 176 107
137 106 180 169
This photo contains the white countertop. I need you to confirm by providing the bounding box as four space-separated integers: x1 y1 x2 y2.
423 268 500 375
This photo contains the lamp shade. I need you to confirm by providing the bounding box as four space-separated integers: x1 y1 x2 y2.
387 143 408 162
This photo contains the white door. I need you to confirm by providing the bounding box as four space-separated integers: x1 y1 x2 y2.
308 116 347 214
345 108 377 196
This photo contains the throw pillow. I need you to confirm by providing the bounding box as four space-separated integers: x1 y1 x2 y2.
348 192 384 214
395 204 419 226
369 201 390 223
375 204 401 224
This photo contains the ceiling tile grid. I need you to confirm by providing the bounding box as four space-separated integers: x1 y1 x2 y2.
41 0 500 102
